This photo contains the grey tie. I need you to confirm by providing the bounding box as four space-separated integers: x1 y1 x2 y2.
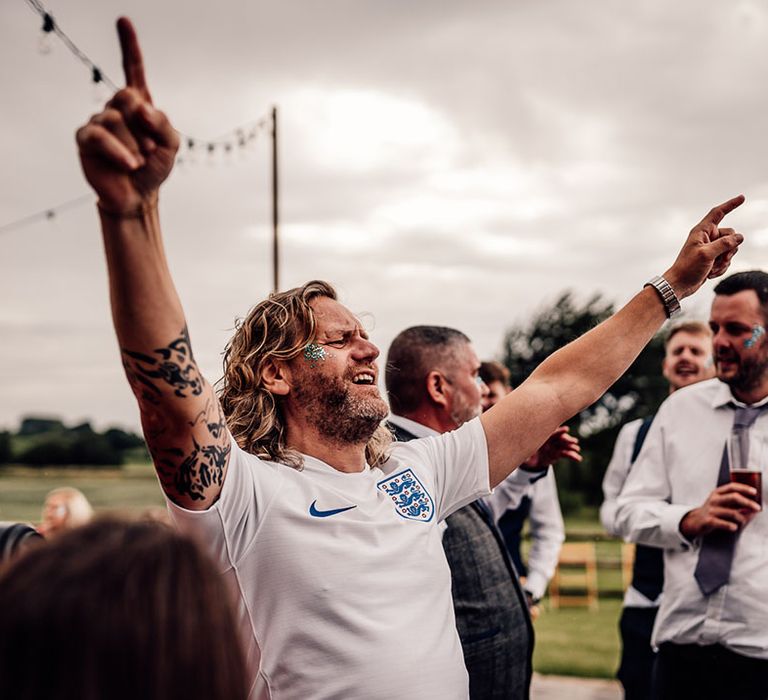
694 405 765 596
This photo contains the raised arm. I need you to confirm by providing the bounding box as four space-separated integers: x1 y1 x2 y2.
482 196 745 487
76 18 228 510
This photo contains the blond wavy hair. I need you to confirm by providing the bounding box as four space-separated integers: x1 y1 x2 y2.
217 280 392 469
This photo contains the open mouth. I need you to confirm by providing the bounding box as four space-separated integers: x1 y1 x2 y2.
716 356 738 370
674 364 697 376
352 372 376 385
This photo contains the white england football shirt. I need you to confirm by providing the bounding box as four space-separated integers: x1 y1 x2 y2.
168 418 490 700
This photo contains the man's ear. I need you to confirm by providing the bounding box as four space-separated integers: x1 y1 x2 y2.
425 370 450 408
261 359 291 396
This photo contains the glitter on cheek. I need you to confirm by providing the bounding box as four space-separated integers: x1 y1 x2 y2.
303 343 328 367
744 325 766 349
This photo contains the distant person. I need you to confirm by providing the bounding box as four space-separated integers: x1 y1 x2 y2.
480 361 569 615
74 14 743 698
615 272 768 700
0 517 248 700
601 320 714 700
38 487 94 537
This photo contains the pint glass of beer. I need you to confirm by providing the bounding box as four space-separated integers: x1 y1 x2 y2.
729 430 763 507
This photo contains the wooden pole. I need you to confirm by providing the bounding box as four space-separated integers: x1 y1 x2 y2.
271 105 280 293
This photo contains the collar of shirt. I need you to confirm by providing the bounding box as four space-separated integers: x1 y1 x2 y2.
388 414 439 439
709 380 768 411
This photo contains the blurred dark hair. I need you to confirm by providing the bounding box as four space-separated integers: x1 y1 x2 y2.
479 360 511 388
714 270 768 322
0 517 248 700
0 523 43 563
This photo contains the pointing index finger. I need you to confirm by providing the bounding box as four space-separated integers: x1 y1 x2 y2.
117 17 152 102
700 194 745 227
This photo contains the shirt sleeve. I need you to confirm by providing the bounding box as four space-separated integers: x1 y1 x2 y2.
613 409 692 550
483 467 549 521
523 470 565 600
599 420 641 536
392 418 491 521
166 432 285 570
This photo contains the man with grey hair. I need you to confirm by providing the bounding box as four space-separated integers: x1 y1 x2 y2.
386 326 576 699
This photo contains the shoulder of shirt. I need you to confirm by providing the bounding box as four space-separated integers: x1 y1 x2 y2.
227 434 294 475
384 419 483 473
618 417 644 435
659 376 721 411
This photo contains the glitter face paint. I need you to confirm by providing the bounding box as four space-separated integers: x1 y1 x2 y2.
303 343 328 367
744 325 766 349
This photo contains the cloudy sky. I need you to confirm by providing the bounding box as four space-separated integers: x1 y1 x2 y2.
3 0 768 432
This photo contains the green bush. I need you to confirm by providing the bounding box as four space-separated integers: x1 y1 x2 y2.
16 433 122 467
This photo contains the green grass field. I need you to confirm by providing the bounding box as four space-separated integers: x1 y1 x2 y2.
0 463 625 679
0 462 165 524
534 599 621 678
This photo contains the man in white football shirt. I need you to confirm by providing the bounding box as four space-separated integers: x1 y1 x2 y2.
76 17 745 699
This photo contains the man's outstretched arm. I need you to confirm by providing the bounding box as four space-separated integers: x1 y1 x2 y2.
482 196 745 487
77 18 228 510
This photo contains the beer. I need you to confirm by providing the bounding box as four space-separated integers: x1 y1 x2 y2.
730 470 762 506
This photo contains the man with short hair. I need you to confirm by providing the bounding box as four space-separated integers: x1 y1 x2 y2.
601 320 714 700
615 272 768 700
479 361 567 614
75 17 745 699
386 327 552 699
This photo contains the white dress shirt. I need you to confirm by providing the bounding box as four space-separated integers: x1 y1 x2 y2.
615 378 768 658
601 418 662 608
485 470 565 600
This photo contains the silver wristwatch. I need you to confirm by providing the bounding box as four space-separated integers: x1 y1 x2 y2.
644 275 681 318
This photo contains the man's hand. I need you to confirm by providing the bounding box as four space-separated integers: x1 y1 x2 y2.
664 196 745 300
76 18 178 214
522 426 581 470
679 482 760 540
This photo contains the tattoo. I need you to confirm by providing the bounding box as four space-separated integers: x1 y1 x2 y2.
150 399 230 502
122 327 203 399
190 401 227 440
122 329 229 502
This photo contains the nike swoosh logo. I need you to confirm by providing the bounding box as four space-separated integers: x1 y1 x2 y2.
309 500 357 518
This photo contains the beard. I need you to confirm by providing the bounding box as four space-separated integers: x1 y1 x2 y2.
716 349 768 394
449 392 482 428
292 369 388 446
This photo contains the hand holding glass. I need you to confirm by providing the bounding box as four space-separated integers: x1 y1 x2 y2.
729 430 763 507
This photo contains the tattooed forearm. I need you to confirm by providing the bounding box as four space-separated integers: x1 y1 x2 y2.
189 399 227 439
121 327 229 503
121 326 203 400
150 397 230 502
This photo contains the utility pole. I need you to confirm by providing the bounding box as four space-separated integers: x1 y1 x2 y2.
271 105 280 293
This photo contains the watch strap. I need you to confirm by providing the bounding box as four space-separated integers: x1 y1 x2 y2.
644 275 681 318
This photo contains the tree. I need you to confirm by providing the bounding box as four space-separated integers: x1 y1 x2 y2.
104 427 145 450
18 417 65 436
12 417 139 468
0 431 11 464
500 291 668 511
